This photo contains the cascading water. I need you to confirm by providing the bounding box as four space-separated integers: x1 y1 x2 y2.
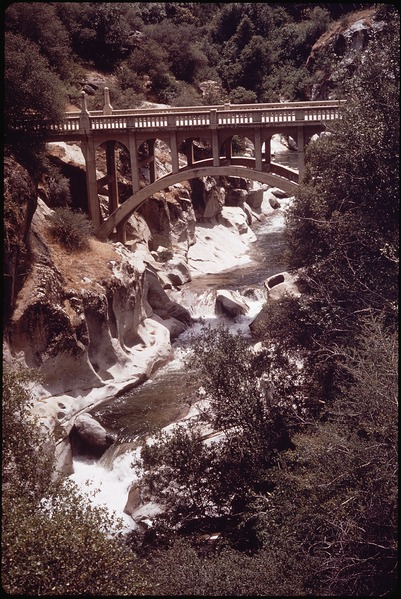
69 186 293 531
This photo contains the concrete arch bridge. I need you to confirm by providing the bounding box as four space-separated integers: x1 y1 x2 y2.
36 89 343 242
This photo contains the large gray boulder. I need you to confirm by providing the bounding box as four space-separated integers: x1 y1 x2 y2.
145 268 192 328
264 271 301 301
216 290 250 317
73 413 115 455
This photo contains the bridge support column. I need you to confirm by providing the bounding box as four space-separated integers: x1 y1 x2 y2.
184 139 195 167
224 138 232 161
128 132 140 193
148 139 157 183
297 127 305 177
82 139 101 230
105 140 126 243
212 129 219 166
169 131 179 173
106 141 119 215
254 128 262 171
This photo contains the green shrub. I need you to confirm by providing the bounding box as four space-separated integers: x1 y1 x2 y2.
49 207 94 250
229 86 257 104
1 365 148 596
46 164 71 208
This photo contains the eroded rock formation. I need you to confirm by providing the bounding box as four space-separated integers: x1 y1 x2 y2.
3 139 267 472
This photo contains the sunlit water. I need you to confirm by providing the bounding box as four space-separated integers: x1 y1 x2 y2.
69 179 292 530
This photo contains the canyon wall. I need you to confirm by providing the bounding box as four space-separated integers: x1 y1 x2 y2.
3 143 265 474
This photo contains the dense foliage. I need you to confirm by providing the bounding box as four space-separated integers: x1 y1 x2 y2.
3 2 370 169
5 2 367 116
1 367 148 595
125 5 398 596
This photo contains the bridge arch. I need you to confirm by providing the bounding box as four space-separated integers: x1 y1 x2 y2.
95 165 298 241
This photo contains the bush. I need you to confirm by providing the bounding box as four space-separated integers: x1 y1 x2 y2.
49 207 94 250
1 365 148 596
45 164 71 208
229 86 257 104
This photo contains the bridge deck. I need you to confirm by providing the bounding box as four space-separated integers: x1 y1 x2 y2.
12 100 344 137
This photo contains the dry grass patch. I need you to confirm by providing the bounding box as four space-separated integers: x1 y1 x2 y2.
45 232 121 292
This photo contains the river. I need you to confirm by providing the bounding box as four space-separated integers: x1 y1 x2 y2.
69 161 295 531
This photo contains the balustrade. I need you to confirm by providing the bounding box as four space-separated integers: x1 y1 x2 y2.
17 100 343 136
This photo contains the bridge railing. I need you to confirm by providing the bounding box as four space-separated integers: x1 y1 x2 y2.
11 100 345 134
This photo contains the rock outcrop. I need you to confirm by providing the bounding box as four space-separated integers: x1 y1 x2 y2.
249 271 302 338
307 7 380 100
72 413 116 458
3 155 38 322
3 138 276 475
4 197 191 470
265 271 301 301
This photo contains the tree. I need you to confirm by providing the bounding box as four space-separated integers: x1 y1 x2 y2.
135 325 295 549
274 315 398 596
230 86 257 104
1 366 148 595
285 6 399 336
4 32 68 174
144 20 208 85
56 2 133 70
5 2 72 79
5 32 67 128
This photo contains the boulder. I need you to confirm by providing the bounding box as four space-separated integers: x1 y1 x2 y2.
189 177 225 219
269 196 281 210
161 258 192 286
225 187 248 206
216 290 250 317
271 187 288 198
124 483 142 515
145 268 192 328
219 206 252 235
264 271 301 301
73 413 115 455
247 187 266 209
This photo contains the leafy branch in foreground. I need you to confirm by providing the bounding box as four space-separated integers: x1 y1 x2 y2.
2 365 147 596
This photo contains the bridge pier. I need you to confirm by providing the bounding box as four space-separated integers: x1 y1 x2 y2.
223 138 233 161
128 132 140 193
105 141 126 243
106 141 119 215
212 130 219 166
297 128 305 177
81 138 101 230
183 138 195 167
254 129 263 171
169 130 179 173
148 140 157 184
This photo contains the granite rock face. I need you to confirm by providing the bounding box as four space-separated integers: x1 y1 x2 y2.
4 199 190 445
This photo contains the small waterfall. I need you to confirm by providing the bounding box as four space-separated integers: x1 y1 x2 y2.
69 447 141 533
98 431 141 470
169 287 217 321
